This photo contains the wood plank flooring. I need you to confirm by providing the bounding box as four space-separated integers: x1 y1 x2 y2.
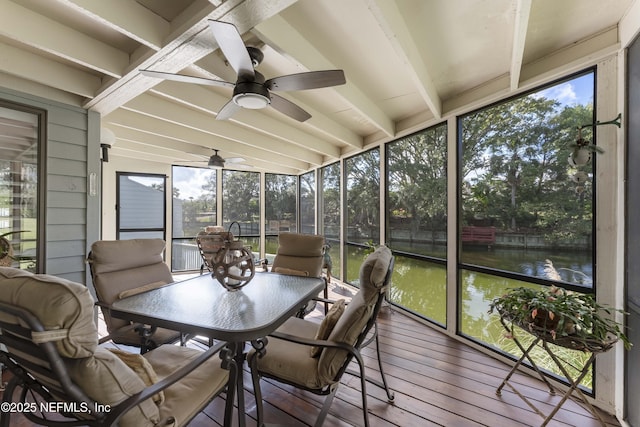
0 279 622 427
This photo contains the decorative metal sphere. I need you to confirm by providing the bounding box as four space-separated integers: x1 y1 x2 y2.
211 240 255 291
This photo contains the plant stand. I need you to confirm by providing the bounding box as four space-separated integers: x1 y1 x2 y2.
495 316 612 427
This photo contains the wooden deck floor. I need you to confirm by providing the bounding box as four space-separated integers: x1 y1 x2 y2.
1 280 622 427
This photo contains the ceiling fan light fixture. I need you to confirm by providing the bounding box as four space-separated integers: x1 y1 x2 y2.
208 151 225 169
232 92 270 109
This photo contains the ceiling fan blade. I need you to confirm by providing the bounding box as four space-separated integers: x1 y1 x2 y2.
265 70 346 92
208 20 255 80
226 157 246 163
216 99 242 120
270 94 312 122
140 69 234 88
231 163 254 170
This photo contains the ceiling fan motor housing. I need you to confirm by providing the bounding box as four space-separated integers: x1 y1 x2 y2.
233 81 271 109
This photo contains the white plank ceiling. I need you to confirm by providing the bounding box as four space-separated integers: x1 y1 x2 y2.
0 0 635 173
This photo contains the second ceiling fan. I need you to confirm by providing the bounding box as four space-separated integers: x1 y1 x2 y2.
141 20 346 122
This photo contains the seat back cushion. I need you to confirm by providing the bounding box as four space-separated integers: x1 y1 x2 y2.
317 246 392 384
66 347 159 427
0 267 98 358
88 239 174 331
271 233 325 278
359 246 393 304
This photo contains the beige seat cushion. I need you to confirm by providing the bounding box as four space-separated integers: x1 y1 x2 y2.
108 348 165 406
359 246 393 304
0 267 98 358
67 344 231 427
318 246 392 383
65 347 160 427
271 233 325 278
145 344 230 426
253 317 325 389
255 246 393 389
88 239 179 342
310 299 345 357
273 267 309 277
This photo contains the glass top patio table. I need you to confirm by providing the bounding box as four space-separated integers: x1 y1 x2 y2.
110 271 325 427
110 271 325 342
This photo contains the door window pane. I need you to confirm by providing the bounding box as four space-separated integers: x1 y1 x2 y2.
0 105 40 271
117 173 165 239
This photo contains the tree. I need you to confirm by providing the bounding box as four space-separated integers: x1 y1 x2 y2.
387 124 448 244
346 149 380 242
461 85 594 245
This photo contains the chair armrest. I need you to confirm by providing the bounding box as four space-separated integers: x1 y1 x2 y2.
269 330 357 354
97 323 138 344
103 340 233 426
310 296 336 305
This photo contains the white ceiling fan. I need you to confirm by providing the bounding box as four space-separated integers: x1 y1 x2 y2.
140 20 346 122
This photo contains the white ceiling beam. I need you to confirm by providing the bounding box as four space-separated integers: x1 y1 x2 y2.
0 0 128 78
367 0 442 119
111 144 298 174
149 80 341 159
58 0 171 50
106 123 309 174
104 108 311 171
121 92 323 166
0 43 101 98
85 0 297 115
111 125 259 165
509 0 532 90
254 14 395 138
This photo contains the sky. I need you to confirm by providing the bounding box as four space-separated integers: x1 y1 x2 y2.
536 73 594 107
172 167 215 200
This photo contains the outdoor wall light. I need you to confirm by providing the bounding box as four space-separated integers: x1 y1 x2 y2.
100 127 116 162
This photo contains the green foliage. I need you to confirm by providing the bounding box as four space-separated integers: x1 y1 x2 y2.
460 79 595 244
222 170 259 224
489 286 631 350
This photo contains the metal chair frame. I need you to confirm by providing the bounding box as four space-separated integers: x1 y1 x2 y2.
249 257 395 427
0 301 235 427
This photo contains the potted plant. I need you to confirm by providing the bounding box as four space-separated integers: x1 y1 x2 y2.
489 285 631 352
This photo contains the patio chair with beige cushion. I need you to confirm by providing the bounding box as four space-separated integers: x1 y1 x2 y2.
0 267 235 427
270 232 328 315
248 245 396 427
87 239 183 353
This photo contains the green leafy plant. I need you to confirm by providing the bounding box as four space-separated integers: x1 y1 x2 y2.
489 286 631 351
